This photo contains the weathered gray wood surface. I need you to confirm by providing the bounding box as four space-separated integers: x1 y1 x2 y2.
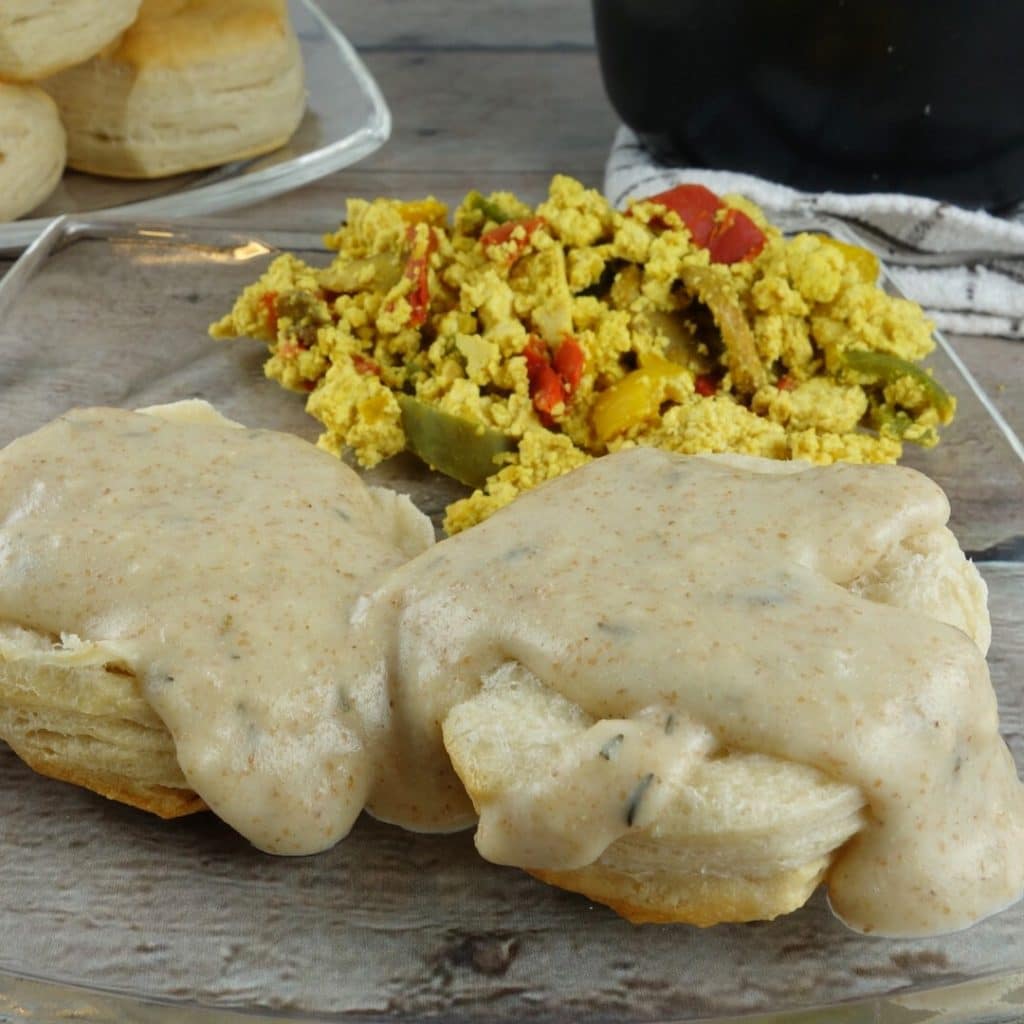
1 3 1023 1022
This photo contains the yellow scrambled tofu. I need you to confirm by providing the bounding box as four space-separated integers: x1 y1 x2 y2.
211 176 953 533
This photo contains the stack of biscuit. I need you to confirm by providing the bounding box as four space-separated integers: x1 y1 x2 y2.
0 0 306 223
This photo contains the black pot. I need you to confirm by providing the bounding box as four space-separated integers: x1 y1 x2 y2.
592 0 1024 210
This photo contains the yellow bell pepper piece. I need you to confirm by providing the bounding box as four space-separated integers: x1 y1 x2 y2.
397 198 449 227
638 352 689 375
814 235 881 284
591 356 688 443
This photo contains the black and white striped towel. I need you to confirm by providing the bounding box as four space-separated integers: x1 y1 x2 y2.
605 126 1024 340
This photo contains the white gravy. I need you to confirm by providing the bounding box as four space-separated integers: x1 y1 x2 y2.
0 404 1022 937
0 404 440 853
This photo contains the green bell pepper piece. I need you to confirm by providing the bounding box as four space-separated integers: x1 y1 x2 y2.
465 191 511 225
397 393 516 489
842 349 955 422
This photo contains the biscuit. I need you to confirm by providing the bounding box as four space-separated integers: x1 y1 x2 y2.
442 511 992 927
0 0 140 82
40 0 306 179
0 82 66 223
443 663 867 927
529 755 864 927
0 421 997 927
0 625 204 818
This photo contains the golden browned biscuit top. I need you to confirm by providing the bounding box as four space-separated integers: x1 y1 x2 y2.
106 0 289 69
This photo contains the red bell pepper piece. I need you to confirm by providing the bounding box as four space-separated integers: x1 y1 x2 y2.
643 184 720 246
524 335 587 424
352 353 382 376
481 216 546 262
260 291 279 334
523 337 549 374
524 338 565 426
553 335 585 394
402 225 437 328
643 184 766 264
694 374 718 397
707 208 766 264
529 364 565 423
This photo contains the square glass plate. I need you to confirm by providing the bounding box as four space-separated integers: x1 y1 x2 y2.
0 217 1022 1024
0 0 390 255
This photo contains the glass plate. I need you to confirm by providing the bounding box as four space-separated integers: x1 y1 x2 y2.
0 217 1022 1024
0 0 390 255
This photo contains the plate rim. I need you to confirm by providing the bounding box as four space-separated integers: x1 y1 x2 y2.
0 0 391 255
2 958 1022 1024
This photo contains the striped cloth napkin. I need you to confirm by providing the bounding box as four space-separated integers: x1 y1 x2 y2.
605 126 1024 340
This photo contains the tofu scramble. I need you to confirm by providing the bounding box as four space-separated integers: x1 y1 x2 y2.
211 176 954 533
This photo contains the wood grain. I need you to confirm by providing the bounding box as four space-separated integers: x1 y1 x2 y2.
319 0 598 49
1 1 1023 1020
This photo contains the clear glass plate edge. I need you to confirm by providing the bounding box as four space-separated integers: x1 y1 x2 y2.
0 217 327 326
1 961 1022 1024
0 0 392 255
0 216 1022 1024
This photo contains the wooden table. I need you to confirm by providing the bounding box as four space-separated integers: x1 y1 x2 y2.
1 4 1023 1021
